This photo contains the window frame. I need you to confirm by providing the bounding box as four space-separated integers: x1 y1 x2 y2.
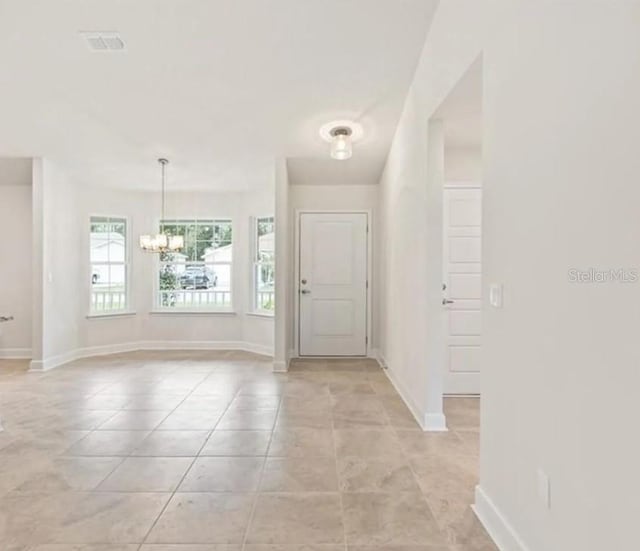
154 217 234 313
251 215 275 315
88 214 131 316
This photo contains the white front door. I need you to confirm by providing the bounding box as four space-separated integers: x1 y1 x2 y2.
443 186 482 394
299 212 368 356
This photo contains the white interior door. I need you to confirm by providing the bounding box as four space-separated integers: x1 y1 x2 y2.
443 186 482 394
299 212 368 356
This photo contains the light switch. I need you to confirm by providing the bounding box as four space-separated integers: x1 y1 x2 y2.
489 283 503 308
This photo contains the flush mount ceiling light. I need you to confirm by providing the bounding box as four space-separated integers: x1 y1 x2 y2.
80 31 126 52
320 120 363 160
139 159 184 253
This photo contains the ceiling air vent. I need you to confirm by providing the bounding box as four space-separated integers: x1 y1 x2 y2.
80 32 125 52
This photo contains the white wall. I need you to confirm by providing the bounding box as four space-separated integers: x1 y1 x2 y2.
445 146 482 181
480 3 640 550
39 160 83 363
0 175 32 356
379 1 640 549
288 183 380 355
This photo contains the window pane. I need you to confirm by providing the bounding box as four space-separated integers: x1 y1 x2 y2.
109 264 126 287
254 217 275 312
90 216 128 313
203 241 232 262
162 223 185 238
197 223 214 242
109 226 126 262
255 263 275 311
214 222 232 246
157 219 232 310
177 263 215 290
257 218 274 262
211 264 230 293
90 225 110 263
91 264 110 287
159 263 182 291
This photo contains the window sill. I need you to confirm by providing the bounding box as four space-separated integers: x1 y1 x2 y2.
149 309 237 316
246 311 275 319
86 311 137 319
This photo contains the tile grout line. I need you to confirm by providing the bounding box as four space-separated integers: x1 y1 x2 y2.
239 383 284 549
87 374 205 491
330 387 349 551
137 364 242 545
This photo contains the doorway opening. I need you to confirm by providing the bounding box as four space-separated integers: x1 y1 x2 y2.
435 57 483 397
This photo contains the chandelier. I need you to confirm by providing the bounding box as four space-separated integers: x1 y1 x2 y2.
139 158 184 252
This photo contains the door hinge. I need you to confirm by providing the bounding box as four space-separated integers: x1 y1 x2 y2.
366 280 369 289
366 336 368 344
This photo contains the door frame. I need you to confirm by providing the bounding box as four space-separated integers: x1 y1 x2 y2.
443 181 482 395
293 209 373 358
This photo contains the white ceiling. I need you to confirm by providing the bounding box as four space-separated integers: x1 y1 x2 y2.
434 56 483 150
0 0 438 190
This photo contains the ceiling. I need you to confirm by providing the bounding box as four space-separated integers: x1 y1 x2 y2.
434 56 483 150
0 0 438 191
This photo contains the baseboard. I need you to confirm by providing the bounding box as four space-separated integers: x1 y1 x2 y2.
473 485 530 551
137 340 274 357
273 360 288 372
0 348 32 359
30 342 140 371
29 340 274 372
240 342 274 357
376 352 448 432
376 352 447 432
424 412 448 431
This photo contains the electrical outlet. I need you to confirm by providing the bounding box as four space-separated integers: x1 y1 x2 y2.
537 469 551 509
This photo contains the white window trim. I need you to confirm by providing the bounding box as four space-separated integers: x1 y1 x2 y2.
149 309 236 316
153 217 235 313
246 311 274 319
87 310 137 319
88 214 132 316
250 215 275 316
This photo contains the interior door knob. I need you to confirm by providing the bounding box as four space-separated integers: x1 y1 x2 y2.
442 299 454 305
301 289 311 295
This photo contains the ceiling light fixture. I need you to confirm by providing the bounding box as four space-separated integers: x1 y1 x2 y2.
330 127 353 160
139 159 184 252
320 120 363 161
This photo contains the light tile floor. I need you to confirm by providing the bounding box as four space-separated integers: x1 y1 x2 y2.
0 351 496 551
